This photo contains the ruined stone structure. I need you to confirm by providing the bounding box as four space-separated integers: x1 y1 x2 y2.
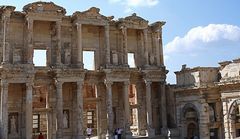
173 58 240 139
0 2 167 139
1 2 240 139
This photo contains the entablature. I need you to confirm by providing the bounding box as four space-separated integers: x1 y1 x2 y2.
104 69 131 82
52 69 86 83
142 69 166 82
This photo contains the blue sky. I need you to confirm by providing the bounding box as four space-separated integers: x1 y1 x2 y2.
3 0 240 83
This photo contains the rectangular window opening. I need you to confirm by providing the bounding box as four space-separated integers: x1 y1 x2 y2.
128 53 136 68
33 49 47 66
83 51 95 70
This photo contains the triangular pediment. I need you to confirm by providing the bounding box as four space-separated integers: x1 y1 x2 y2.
23 1 66 15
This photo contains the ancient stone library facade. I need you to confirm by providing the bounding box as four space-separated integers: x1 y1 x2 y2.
0 1 240 139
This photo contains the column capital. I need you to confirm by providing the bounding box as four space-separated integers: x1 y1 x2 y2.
1 79 8 89
104 80 113 87
76 22 82 29
26 82 34 88
55 80 63 88
120 25 127 35
77 81 84 86
123 81 130 86
143 28 148 34
56 20 62 25
144 80 152 86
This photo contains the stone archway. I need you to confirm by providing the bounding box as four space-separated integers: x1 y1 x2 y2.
181 103 199 139
227 99 240 138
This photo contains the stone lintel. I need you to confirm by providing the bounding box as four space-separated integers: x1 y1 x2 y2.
25 12 63 22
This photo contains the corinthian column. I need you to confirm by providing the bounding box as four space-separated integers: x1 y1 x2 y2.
2 14 10 64
121 26 128 66
27 18 33 64
160 82 168 136
56 21 62 65
105 25 111 66
105 80 113 139
154 28 164 66
0 79 8 139
56 80 63 139
145 81 155 137
76 23 83 68
26 82 33 139
76 81 84 139
123 81 132 138
143 29 149 66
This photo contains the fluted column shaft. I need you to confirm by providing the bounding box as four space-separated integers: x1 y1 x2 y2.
145 81 155 137
105 25 111 65
0 80 8 139
159 29 164 65
96 83 102 137
76 81 84 139
123 81 132 137
56 21 62 65
26 82 33 139
76 23 83 67
56 81 63 139
105 81 113 139
160 82 167 136
154 31 161 66
27 18 33 64
145 81 152 127
2 14 10 64
121 26 128 66
143 29 149 66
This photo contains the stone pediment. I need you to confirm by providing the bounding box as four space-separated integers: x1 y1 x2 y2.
72 7 113 25
118 13 148 29
23 1 66 15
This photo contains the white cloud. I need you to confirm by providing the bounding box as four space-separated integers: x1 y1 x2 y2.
108 0 159 12
165 24 240 54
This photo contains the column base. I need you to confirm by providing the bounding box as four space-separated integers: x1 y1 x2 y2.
125 133 133 139
75 135 85 139
161 127 168 137
105 132 112 139
139 129 147 136
147 128 155 138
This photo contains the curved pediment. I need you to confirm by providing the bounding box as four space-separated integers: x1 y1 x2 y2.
72 7 113 25
118 13 149 29
23 1 66 15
